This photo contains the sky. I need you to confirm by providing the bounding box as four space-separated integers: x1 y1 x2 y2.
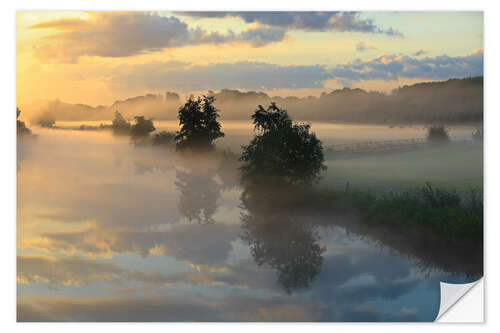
16 11 483 107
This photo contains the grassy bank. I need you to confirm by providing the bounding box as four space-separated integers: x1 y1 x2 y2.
312 182 483 242
241 180 483 276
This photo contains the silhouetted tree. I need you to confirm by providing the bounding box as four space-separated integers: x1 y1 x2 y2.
175 96 225 151
16 107 32 136
128 116 155 146
131 116 155 136
426 126 450 143
112 111 132 135
240 103 326 185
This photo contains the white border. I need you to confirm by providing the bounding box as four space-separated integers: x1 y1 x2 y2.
2 0 498 332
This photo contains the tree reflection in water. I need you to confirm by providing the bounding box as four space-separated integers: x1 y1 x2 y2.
175 169 221 225
240 184 325 293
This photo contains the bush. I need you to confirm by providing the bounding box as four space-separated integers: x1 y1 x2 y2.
426 126 450 143
130 116 155 137
152 131 176 147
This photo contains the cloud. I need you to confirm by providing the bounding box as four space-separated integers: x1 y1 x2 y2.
27 222 239 264
177 11 403 36
356 42 377 52
17 248 426 322
412 49 428 56
109 61 333 92
31 12 287 63
17 254 275 291
17 255 186 288
331 49 483 83
106 49 483 93
18 294 323 322
238 27 287 47
30 18 90 30
340 306 421 322
402 307 419 314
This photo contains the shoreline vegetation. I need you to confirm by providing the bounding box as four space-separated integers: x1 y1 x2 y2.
241 181 483 278
17 90 483 278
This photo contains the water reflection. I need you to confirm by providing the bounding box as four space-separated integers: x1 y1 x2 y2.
17 129 482 322
239 181 482 295
240 185 325 293
175 169 221 224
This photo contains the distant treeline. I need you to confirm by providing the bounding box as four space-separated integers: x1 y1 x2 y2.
21 77 483 124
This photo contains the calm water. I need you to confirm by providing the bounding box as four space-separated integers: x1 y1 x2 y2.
17 126 481 322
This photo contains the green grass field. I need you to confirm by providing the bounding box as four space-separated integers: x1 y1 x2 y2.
320 143 483 192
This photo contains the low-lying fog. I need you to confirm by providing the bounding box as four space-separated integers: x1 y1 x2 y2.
17 125 481 322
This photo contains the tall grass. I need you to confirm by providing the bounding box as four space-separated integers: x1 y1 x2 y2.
302 182 483 242
363 183 483 240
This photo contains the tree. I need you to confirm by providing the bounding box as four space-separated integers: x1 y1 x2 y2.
240 103 326 186
130 116 155 137
17 107 32 136
175 96 225 151
112 111 131 135
426 125 450 143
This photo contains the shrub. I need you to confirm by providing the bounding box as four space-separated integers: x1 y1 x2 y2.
426 126 450 143
152 131 176 147
130 116 155 137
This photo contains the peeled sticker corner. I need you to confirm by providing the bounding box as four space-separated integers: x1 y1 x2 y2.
435 278 483 322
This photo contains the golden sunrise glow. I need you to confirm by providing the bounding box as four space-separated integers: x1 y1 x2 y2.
17 11 483 108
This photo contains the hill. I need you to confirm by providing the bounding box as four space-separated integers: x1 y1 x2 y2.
20 77 483 124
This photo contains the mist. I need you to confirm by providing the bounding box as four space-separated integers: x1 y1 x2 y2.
17 126 482 321
18 77 483 126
